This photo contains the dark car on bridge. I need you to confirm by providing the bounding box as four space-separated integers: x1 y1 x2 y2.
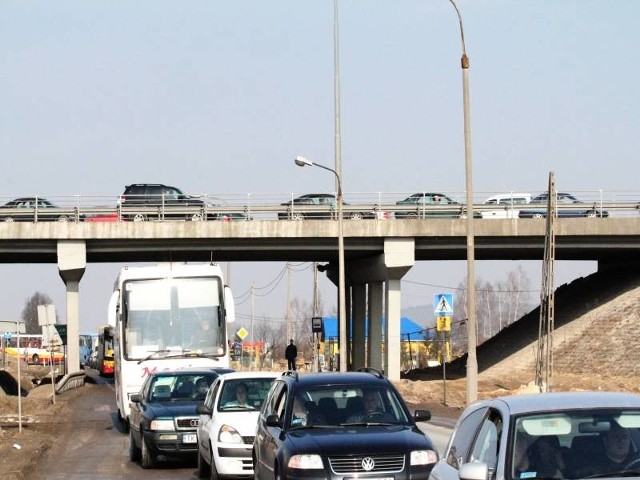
253 369 438 480
518 192 609 218
128 367 233 469
0 197 82 222
279 193 386 220
118 183 248 222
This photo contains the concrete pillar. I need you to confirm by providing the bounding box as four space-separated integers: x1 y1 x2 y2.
385 279 402 380
383 238 414 381
57 241 86 374
368 282 384 371
352 283 367 369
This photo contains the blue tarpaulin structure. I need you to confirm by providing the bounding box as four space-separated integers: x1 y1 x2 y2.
321 316 426 339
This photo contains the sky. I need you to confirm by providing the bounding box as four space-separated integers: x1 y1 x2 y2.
1 1 638 334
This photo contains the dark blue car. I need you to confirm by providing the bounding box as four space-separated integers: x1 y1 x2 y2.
253 369 438 480
128 367 233 469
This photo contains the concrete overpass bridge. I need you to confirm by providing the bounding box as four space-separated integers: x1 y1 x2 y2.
2 217 640 380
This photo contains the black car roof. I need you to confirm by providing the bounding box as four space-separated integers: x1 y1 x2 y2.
279 370 391 388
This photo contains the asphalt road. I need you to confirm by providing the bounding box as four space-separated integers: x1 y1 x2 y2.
26 373 453 479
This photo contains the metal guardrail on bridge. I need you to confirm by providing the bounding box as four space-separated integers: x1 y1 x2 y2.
0 191 638 222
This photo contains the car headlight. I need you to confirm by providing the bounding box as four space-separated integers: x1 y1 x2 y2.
218 424 244 444
149 419 175 431
288 454 323 470
410 449 438 466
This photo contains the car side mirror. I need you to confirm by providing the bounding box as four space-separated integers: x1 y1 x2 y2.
266 414 281 427
196 404 213 416
130 394 141 403
459 462 488 480
414 409 431 422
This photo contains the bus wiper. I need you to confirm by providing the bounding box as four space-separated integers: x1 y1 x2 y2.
138 349 173 363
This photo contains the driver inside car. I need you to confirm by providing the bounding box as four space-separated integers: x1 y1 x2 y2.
346 389 394 423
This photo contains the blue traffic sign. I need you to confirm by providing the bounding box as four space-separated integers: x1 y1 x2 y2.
434 293 454 316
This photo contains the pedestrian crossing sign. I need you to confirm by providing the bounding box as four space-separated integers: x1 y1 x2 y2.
434 293 454 316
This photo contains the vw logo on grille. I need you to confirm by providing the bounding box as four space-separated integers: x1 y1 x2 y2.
189 419 199 427
362 457 375 471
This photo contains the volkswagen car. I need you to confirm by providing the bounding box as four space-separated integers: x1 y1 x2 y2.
253 369 438 480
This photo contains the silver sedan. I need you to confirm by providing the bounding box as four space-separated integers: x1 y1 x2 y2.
429 391 640 480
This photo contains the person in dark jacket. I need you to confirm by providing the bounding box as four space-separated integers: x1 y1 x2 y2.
285 339 297 371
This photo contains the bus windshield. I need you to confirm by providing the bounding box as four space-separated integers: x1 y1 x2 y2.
122 276 225 360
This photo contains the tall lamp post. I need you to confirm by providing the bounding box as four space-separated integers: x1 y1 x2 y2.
294 155 347 372
448 0 477 404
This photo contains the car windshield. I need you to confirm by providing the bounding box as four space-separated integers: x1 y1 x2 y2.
510 408 640 479
217 378 275 411
149 373 217 402
290 384 410 428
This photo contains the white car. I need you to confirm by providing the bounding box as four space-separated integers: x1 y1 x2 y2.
480 192 531 219
196 371 279 479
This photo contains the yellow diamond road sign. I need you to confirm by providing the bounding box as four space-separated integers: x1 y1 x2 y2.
237 327 248 340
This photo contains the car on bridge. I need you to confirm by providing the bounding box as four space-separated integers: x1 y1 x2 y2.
394 192 480 219
118 183 248 222
279 193 386 220
518 192 609 218
0 197 83 222
481 193 532 219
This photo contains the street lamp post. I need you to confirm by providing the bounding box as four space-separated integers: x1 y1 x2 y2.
294 155 347 372
448 0 477 404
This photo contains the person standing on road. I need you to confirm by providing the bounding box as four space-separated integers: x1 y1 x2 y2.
285 339 297 371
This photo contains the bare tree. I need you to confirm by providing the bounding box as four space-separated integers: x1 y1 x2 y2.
21 292 55 334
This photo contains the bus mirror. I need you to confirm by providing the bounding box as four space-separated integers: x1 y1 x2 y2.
224 285 235 324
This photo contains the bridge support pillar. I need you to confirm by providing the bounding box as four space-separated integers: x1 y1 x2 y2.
352 283 367 370
57 241 86 374
367 282 384 371
382 238 414 381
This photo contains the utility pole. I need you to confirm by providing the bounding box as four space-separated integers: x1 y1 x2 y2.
313 262 319 372
536 172 556 391
251 281 255 371
286 263 291 341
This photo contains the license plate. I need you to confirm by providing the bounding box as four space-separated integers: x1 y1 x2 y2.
183 434 197 444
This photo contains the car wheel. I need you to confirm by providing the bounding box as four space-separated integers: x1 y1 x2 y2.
190 213 205 221
348 212 364 220
57 215 70 222
532 213 545 219
209 451 221 480
4 217 14 222
458 212 468 219
406 212 419 219
291 212 305 221
140 435 156 469
129 428 141 462
197 447 210 478
585 210 597 218
132 213 147 222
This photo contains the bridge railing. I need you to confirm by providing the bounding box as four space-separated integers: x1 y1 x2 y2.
0 191 638 222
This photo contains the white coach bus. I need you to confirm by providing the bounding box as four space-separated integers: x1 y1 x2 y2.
108 262 235 427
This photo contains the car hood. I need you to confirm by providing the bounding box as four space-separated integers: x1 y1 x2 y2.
146 401 201 418
286 425 433 454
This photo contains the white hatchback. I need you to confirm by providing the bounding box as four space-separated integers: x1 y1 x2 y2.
480 193 531 219
196 371 279 479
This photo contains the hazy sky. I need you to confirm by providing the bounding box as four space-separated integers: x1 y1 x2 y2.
1 1 637 333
